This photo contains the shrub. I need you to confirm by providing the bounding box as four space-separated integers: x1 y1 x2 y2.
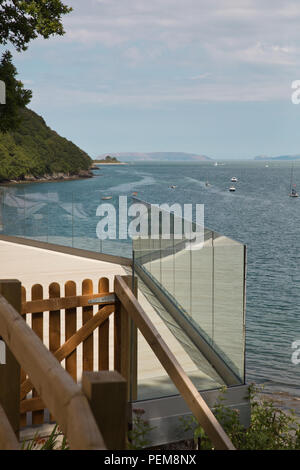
181 384 300 450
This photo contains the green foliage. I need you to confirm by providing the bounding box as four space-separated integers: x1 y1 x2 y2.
0 50 32 132
0 107 92 181
0 0 72 51
128 408 155 450
181 384 300 450
94 155 120 163
21 425 69 450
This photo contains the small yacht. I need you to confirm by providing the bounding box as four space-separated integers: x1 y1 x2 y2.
169 185 177 189
289 164 299 197
289 186 299 197
205 181 210 187
101 196 112 200
231 177 238 182
229 186 236 192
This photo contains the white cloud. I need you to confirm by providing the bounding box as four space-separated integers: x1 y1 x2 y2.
25 0 300 105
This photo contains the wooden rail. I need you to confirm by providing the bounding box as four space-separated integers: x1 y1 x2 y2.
21 291 116 314
0 285 106 450
114 275 235 450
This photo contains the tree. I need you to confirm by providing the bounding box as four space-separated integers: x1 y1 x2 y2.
0 0 71 132
0 0 72 51
0 50 32 132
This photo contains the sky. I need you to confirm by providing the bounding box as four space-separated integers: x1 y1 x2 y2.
5 0 300 159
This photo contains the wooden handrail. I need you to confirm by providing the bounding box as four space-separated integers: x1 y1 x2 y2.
0 294 106 450
114 275 235 451
0 404 20 450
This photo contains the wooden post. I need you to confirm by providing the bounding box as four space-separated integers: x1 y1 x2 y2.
0 280 21 437
0 404 20 450
82 371 127 450
129 277 138 401
114 275 138 401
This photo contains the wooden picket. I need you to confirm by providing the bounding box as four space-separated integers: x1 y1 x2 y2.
98 278 109 371
65 281 77 382
82 279 93 371
19 277 114 427
31 284 44 425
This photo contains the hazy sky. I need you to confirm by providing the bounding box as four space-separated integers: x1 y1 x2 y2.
7 0 300 158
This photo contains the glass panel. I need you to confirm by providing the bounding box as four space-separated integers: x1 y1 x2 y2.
135 278 225 401
47 189 73 247
73 190 101 252
190 229 213 343
133 202 246 387
2 187 26 237
173 211 191 314
213 233 245 379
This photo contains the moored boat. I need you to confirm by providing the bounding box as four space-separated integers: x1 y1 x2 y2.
289 163 299 197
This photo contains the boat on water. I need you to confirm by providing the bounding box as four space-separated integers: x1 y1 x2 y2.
101 196 112 200
289 186 299 197
231 177 238 182
229 186 236 192
205 181 210 187
169 185 177 189
289 163 299 197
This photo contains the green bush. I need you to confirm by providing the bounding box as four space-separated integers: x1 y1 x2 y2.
181 384 300 450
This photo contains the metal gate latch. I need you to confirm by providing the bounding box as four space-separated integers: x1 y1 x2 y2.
88 294 116 305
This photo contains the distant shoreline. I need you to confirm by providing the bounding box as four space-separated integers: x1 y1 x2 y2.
92 162 128 166
0 170 93 186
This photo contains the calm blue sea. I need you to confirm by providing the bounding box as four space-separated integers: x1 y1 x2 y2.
3 160 300 397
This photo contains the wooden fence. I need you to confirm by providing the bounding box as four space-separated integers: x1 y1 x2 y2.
0 275 235 450
19 277 119 426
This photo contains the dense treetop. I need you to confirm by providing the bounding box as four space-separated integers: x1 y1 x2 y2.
0 0 71 51
0 50 32 132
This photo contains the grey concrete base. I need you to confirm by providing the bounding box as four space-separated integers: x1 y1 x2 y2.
131 384 250 447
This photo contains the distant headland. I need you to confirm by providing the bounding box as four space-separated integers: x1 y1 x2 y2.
254 154 300 161
93 155 126 165
96 152 212 162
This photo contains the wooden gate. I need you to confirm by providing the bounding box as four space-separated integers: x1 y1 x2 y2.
20 277 115 427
